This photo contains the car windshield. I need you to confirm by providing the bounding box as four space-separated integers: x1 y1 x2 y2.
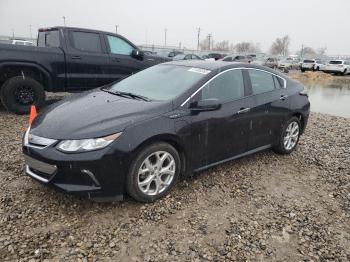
108 64 209 101
329 60 343 64
303 60 315 63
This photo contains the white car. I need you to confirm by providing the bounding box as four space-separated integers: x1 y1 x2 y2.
11 39 34 46
278 57 300 70
301 59 316 72
314 59 327 71
323 60 350 75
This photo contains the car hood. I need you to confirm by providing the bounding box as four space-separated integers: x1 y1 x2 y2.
30 89 172 140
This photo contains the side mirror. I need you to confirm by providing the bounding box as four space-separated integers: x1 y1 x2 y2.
190 98 221 112
131 49 144 59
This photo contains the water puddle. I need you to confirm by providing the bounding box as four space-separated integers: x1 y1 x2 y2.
306 83 350 118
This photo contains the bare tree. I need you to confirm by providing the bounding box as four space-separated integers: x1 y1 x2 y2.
199 38 209 50
317 47 327 56
270 35 290 56
234 42 260 53
214 40 230 51
302 47 317 57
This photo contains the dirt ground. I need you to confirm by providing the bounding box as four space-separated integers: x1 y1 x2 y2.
0 96 349 261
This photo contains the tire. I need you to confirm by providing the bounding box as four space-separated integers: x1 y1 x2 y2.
301 69 305 72
342 69 347 76
126 142 181 202
316 66 320 71
273 117 301 155
0 76 46 115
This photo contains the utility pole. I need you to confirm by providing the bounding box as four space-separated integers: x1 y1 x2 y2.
29 25 32 39
197 27 201 50
115 25 119 34
300 44 304 58
164 28 167 46
11 29 14 38
208 34 212 50
62 16 66 26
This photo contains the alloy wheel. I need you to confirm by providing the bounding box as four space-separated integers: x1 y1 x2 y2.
137 151 176 196
283 121 299 150
14 86 35 105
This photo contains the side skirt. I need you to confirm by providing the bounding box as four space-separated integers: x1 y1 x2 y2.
194 144 272 173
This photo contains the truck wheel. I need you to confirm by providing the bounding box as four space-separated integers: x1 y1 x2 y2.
0 76 45 115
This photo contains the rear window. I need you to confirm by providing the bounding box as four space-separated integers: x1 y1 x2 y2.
37 30 60 47
329 60 343 65
303 60 315 63
71 31 102 53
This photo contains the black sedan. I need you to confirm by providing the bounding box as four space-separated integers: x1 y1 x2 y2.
23 61 310 202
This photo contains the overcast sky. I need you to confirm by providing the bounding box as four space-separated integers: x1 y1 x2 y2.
0 0 349 55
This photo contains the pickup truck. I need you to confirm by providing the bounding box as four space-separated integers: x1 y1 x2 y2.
0 27 170 114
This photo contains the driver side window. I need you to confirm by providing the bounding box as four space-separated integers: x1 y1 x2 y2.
201 70 245 103
107 35 133 55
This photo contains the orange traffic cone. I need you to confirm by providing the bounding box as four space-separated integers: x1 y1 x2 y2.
29 105 37 126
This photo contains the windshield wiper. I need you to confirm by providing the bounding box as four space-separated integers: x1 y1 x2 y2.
101 88 151 102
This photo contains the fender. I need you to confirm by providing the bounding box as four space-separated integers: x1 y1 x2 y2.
0 61 53 91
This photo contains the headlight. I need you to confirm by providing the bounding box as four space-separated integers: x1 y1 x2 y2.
57 132 122 153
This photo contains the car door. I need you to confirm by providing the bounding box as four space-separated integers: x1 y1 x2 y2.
65 30 111 90
104 35 148 81
188 69 254 166
246 69 290 149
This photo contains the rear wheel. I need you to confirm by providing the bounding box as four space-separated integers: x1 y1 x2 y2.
273 117 301 154
126 142 181 202
342 69 347 75
0 76 45 114
301 68 305 72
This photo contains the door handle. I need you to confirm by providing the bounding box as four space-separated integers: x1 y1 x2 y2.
71 56 81 60
111 58 120 62
280 95 288 100
236 107 250 114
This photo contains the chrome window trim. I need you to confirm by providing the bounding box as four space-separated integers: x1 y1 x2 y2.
180 67 286 107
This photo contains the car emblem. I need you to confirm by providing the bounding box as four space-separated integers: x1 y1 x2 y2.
28 134 34 142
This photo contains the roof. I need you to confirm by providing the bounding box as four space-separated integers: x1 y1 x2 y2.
164 60 273 71
39 26 120 37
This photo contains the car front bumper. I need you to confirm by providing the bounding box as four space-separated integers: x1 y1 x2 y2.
23 141 132 202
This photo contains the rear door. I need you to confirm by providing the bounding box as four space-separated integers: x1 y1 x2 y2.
65 30 111 90
104 35 147 81
246 69 290 149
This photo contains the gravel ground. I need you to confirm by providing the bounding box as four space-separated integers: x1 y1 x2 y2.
0 96 349 261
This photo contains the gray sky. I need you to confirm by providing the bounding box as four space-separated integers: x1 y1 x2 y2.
1 0 349 55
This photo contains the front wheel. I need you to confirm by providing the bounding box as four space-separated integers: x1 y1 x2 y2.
0 76 45 115
126 142 181 202
273 117 301 154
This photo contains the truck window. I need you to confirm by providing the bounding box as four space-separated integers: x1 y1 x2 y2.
37 30 60 47
107 35 133 55
71 31 102 53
